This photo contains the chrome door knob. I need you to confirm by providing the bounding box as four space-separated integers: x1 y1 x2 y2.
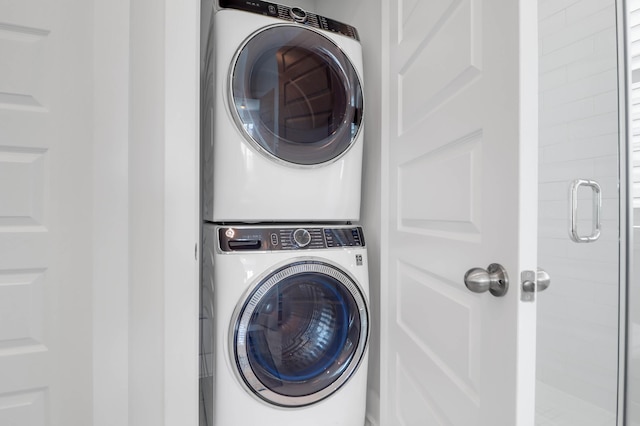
464 263 509 297
536 268 550 292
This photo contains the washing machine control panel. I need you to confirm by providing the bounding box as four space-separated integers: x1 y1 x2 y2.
219 0 360 41
219 226 365 252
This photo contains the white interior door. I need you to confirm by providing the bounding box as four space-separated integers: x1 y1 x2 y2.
0 1 93 425
380 0 538 425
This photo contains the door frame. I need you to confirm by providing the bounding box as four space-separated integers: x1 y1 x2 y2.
93 0 201 424
619 0 630 423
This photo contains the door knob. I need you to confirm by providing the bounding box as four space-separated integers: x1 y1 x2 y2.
536 268 550 291
464 263 509 297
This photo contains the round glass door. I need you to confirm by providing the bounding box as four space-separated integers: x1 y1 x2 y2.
232 260 368 407
230 25 364 166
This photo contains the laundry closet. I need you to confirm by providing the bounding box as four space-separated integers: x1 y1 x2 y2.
0 0 629 425
200 0 629 425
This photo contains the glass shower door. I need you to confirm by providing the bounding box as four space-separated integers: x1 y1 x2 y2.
536 0 623 424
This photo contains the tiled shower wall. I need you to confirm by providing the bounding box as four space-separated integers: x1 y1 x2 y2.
537 0 620 413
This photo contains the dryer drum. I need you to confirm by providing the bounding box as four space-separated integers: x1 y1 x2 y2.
230 25 364 166
233 261 368 407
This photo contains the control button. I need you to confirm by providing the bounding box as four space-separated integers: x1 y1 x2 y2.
289 7 307 23
268 5 276 14
270 233 279 246
293 228 311 248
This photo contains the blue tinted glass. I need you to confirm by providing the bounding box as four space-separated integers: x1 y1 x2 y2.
244 271 361 397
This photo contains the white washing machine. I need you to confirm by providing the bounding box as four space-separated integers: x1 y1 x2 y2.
202 223 369 425
202 0 365 223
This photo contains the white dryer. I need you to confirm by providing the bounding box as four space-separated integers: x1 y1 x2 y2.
202 0 365 223
202 224 369 425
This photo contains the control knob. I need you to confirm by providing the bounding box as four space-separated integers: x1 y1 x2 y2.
289 7 307 23
293 228 311 248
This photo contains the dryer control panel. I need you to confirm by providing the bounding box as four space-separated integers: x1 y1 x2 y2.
218 226 365 252
219 0 360 41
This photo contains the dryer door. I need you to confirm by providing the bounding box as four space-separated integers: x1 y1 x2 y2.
232 260 368 407
230 25 363 166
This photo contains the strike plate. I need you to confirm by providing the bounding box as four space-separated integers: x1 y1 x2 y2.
521 270 536 302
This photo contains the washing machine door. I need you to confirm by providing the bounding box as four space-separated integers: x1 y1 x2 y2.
230 25 364 166
232 260 368 407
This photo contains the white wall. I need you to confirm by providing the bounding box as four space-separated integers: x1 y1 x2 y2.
537 0 619 412
93 0 201 424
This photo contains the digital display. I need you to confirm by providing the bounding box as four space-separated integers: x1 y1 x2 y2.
324 228 364 247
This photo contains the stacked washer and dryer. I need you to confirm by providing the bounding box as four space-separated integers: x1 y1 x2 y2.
201 1 369 425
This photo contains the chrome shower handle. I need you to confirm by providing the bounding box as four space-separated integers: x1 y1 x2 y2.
569 179 601 243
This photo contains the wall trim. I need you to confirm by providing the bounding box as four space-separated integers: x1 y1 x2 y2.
365 387 381 426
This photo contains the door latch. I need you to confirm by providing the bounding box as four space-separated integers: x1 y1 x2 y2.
521 268 551 302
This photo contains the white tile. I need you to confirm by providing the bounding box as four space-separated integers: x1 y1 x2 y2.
539 181 572 201
538 236 569 258
544 256 616 283
539 0 582 21
538 200 566 219
566 51 616 82
567 116 618 141
539 10 567 38
542 6 615 55
537 271 597 302
540 67 568 92
592 90 618 115
539 158 596 182
593 155 619 177
540 97 594 128
592 282 621 307
538 217 569 239
539 122 569 146
565 0 614 25
536 381 616 426
540 37 595 74
541 132 617 163
594 26 618 56
543 69 618 107
565 238 620 265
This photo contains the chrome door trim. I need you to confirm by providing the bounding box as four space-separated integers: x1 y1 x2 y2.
229 257 369 407
617 0 630 423
569 179 602 243
226 23 365 169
